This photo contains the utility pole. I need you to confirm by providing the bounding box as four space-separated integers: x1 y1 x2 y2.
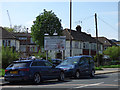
95 13 99 67
70 0 72 57
7 10 12 28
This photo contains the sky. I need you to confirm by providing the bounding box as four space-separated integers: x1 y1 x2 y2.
0 0 119 40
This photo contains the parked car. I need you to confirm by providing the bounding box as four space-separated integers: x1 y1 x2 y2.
56 55 95 78
51 59 62 66
4 59 65 84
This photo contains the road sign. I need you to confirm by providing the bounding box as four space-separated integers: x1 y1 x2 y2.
44 36 66 50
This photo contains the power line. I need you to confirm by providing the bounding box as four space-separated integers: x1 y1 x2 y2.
75 15 94 24
98 16 117 32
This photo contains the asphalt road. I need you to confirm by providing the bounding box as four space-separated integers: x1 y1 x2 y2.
1 72 120 89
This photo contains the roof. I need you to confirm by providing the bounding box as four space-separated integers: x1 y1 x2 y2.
12 32 31 37
62 29 102 44
67 55 93 58
0 27 16 39
13 59 47 63
96 37 117 46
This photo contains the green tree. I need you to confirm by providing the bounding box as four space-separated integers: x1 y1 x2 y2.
2 46 20 69
31 9 63 47
103 46 120 60
3 27 14 32
4 25 27 33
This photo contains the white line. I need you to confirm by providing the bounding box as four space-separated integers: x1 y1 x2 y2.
75 82 104 88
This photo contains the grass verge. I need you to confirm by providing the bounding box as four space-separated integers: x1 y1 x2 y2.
0 69 5 77
102 65 120 68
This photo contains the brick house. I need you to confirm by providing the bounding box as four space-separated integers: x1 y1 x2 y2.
12 32 39 57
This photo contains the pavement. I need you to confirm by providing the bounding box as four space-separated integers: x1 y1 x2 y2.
95 68 120 75
0 68 120 80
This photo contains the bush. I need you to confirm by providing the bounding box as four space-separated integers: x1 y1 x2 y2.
103 46 120 60
94 54 104 66
2 46 20 69
34 50 52 63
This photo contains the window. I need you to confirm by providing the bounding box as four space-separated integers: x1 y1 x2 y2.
38 61 45 66
83 43 85 49
31 61 45 66
31 62 38 66
30 38 34 43
19 37 27 40
2 40 5 46
8 62 30 68
79 57 89 65
8 40 10 46
75 41 79 48
20 45 26 52
45 61 52 66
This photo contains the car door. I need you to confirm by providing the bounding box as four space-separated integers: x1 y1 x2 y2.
79 57 89 75
30 61 50 79
44 61 60 79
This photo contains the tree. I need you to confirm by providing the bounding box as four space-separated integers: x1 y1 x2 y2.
4 25 28 33
3 27 14 32
31 9 63 47
103 46 120 60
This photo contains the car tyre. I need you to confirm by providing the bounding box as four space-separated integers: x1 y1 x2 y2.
75 71 80 79
58 72 65 81
90 70 95 77
34 73 41 84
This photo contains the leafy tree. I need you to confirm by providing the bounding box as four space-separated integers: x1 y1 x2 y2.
103 46 120 60
4 25 28 32
3 27 14 32
1 46 20 69
13 25 28 32
31 9 63 47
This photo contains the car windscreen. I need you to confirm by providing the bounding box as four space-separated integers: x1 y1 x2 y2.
59 57 79 65
7 62 31 68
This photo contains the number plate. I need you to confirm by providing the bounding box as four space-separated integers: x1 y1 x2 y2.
10 71 18 74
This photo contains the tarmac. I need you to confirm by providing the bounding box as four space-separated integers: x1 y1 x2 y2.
0 68 120 80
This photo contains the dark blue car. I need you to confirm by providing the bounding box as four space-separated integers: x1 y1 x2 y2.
4 59 65 84
56 55 95 78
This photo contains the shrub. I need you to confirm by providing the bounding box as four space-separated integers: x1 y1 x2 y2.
2 46 20 69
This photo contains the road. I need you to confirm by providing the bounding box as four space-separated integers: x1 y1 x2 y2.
1 72 120 89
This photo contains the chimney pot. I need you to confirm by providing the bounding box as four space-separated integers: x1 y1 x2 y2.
76 25 81 33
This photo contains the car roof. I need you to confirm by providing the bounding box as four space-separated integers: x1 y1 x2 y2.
67 55 92 58
13 59 47 63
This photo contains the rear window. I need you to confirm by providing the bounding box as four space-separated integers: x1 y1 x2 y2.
7 62 30 68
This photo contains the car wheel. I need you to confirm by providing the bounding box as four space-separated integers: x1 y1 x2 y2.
58 72 65 81
90 70 95 77
75 71 80 79
34 73 41 84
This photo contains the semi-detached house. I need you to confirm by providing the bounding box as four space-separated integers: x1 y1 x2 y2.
0 27 20 51
49 25 103 59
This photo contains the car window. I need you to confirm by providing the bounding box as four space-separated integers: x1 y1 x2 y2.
89 57 94 64
38 61 46 66
8 62 29 68
79 57 89 65
44 61 52 66
31 62 38 66
59 57 79 65
31 61 46 66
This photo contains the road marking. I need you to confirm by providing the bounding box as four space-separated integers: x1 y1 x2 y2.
114 79 120 81
75 82 104 88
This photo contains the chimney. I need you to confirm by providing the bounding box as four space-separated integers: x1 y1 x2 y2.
76 25 81 33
